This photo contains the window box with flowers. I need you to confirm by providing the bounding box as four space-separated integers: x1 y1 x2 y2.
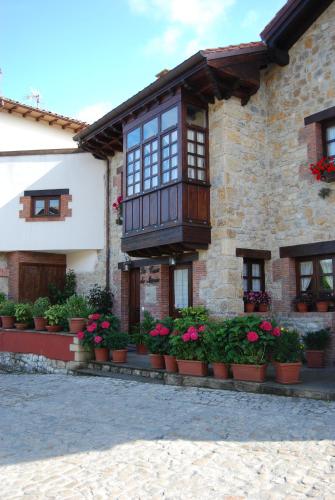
112 195 123 225
243 291 258 313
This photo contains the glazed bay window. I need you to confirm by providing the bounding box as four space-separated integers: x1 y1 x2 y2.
32 196 60 217
297 256 335 297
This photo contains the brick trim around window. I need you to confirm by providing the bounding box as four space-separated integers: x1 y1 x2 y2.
19 193 72 222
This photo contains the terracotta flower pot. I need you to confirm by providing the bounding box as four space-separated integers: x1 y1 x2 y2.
1 316 15 329
111 349 128 363
258 303 269 312
46 325 62 332
231 363 267 382
297 302 308 313
149 354 165 369
164 355 178 373
245 303 255 313
212 362 229 379
69 318 87 334
34 317 47 331
305 350 325 368
136 343 148 355
14 323 28 330
94 347 109 362
316 301 328 312
177 360 208 377
275 362 301 384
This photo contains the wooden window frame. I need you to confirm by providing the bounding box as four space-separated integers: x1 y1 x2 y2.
243 258 265 293
323 119 335 159
31 195 61 218
296 255 335 298
169 263 193 317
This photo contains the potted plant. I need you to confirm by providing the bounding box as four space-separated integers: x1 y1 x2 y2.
315 292 331 313
204 323 230 379
107 331 129 363
0 300 16 329
146 322 171 369
44 304 66 332
243 291 258 313
226 316 280 383
32 297 50 330
133 311 156 354
302 328 330 368
77 313 120 362
293 293 312 313
112 195 123 225
257 292 271 313
272 328 303 384
14 303 33 329
65 294 91 333
169 324 208 376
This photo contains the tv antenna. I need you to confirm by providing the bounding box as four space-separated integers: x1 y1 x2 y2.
25 88 42 108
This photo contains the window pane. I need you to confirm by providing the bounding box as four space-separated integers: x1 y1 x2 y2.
127 186 133 196
152 176 158 187
243 278 248 292
34 200 45 216
144 180 150 190
163 159 169 171
161 107 178 130
127 127 140 149
163 147 169 159
197 131 205 143
188 168 195 179
252 263 261 277
186 105 206 127
171 130 178 142
128 152 134 162
134 184 140 194
243 263 247 275
197 144 205 156
134 161 140 172
163 172 169 183
197 170 205 180
321 275 333 290
135 149 140 160
171 168 178 180
188 142 195 153
152 164 158 175
171 155 178 168
327 142 335 157
187 129 195 141
143 118 158 140
152 140 158 152
144 144 150 155
188 155 195 166
252 279 261 291
300 277 312 291
162 134 170 146
49 199 60 215
326 125 335 141
197 157 205 168
127 163 134 174
171 143 178 155
174 269 189 308
144 156 150 166
320 259 332 274
144 168 150 178
134 172 140 182
300 261 313 275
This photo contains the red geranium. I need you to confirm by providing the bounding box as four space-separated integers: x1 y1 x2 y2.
309 157 335 181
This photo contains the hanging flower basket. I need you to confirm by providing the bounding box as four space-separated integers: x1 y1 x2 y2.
309 157 335 183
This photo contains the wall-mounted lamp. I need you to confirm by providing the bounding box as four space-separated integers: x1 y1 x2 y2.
169 256 176 266
123 254 131 272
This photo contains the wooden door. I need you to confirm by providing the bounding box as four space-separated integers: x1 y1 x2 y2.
169 263 193 317
129 268 140 332
19 263 66 302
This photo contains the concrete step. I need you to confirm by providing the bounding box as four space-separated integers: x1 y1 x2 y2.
75 368 163 384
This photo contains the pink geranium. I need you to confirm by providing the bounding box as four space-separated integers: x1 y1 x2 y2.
198 325 206 332
89 313 101 321
182 332 191 342
101 321 110 329
247 331 259 342
272 327 281 337
94 335 103 344
187 326 198 335
190 331 199 341
260 321 272 331
87 323 97 333
160 327 170 336
150 329 159 337
77 331 85 340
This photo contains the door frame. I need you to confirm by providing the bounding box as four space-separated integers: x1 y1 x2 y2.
128 267 140 332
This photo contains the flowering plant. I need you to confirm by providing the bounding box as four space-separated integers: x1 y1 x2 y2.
112 195 123 224
145 317 174 354
256 291 271 305
224 316 280 365
243 291 259 304
77 313 120 349
169 324 207 361
309 157 335 181
272 328 303 363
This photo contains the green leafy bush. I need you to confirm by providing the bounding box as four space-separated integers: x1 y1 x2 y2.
0 300 16 317
145 318 172 355
107 331 129 350
272 328 303 363
65 295 91 319
87 285 113 314
14 303 33 323
77 313 120 349
302 328 330 350
204 322 230 363
132 310 156 345
49 269 77 304
169 326 207 361
32 297 50 318
0 292 6 303
44 305 67 326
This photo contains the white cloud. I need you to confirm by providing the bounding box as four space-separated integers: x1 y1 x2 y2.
129 0 235 56
76 102 113 124
241 10 259 28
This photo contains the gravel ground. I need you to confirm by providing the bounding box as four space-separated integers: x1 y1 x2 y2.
0 373 334 499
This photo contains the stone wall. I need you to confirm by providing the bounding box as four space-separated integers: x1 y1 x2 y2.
0 352 73 374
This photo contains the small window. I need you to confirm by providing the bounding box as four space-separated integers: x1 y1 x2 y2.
297 255 335 297
186 105 206 128
127 127 141 149
32 196 60 217
161 106 178 131
243 259 265 292
170 264 192 317
324 121 335 158
187 128 206 181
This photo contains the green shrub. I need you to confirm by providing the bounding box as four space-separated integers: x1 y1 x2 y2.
204 322 230 363
169 328 207 361
132 310 156 345
49 269 77 304
14 303 33 323
145 320 172 355
272 328 303 363
44 305 67 326
32 297 50 318
0 300 16 317
87 285 113 314
0 292 6 303
65 294 91 319
302 328 331 350
107 331 129 350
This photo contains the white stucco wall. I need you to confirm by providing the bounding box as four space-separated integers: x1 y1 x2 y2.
0 152 105 252
0 112 76 150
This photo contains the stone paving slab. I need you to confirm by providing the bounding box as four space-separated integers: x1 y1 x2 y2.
0 372 334 499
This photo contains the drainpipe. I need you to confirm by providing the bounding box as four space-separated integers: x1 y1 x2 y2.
105 156 111 289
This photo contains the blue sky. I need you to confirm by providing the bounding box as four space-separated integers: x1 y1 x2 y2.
1 0 286 123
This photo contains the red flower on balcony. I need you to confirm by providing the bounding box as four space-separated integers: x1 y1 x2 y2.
309 157 335 181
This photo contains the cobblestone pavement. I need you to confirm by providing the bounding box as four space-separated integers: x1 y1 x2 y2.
0 373 334 500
